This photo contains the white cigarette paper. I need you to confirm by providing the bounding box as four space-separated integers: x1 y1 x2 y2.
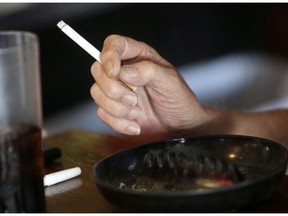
44 167 82 187
57 20 136 91
57 20 101 63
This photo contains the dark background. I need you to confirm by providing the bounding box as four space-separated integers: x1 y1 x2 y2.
0 3 288 119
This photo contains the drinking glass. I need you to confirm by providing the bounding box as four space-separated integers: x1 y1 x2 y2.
0 31 45 212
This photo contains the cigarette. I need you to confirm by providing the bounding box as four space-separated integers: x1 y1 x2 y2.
57 20 101 63
57 20 136 91
44 167 81 187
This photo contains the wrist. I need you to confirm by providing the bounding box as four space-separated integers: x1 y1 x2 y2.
182 107 239 136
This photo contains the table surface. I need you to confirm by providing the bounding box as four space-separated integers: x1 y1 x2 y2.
43 130 288 213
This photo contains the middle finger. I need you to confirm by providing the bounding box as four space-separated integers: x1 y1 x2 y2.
90 83 142 120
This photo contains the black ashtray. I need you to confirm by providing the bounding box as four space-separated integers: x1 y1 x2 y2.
92 135 288 212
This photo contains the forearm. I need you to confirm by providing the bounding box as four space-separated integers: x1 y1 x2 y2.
199 108 288 149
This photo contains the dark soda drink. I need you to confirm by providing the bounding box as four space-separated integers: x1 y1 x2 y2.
0 124 46 212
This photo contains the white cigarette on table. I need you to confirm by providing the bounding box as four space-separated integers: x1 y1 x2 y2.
44 167 82 187
57 20 136 91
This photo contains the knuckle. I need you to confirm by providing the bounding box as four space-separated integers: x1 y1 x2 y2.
112 108 123 118
96 108 106 123
90 62 97 73
110 104 128 118
104 34 123 47
100 50 114 63
136 61 156 81
90 62 101 79
103 34 126 57
139 60 154 71
90 83 98 99
105 84 120 99
96 107 102 117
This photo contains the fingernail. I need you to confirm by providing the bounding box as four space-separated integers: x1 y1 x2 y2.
122 94 137 106
122 66 137 78
127 125 141 135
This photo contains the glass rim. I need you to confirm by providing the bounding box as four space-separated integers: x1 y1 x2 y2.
0 31 38 48
0 30 37 38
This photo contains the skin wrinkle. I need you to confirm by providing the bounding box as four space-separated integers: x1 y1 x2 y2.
93 35 205 136
145 86 186 130
149 72 189 107
91 34 288 148
136 87 167 135
112 34 169 68
130 59 201 132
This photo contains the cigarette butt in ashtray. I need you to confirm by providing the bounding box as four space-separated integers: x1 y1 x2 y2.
57 20 136 91
44 167 81 187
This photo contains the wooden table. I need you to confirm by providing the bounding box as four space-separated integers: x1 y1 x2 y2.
43 130 288 213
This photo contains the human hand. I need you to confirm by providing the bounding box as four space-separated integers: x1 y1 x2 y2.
90 34 209 137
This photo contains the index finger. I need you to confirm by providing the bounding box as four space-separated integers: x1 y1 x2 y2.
100 34 170 78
